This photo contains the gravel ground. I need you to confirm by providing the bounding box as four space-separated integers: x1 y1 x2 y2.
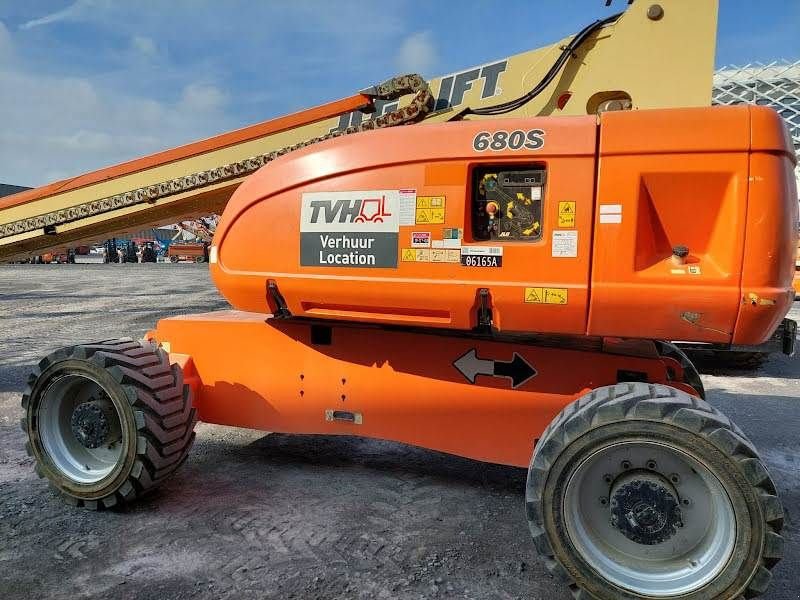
0 264 798 600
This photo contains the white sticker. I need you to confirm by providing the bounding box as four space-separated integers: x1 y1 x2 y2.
531 186 542 200
461 246 503 256
442 238 461 248
599 213 622 224
431 240 445 248
411 231 431 248
399 189 417 226
599 204 622 214
301 190 399 232
300 190 401 268
461 246 503 267
552 230 578 258
208 246 218 264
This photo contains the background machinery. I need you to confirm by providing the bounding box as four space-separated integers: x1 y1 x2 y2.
7 2 799 599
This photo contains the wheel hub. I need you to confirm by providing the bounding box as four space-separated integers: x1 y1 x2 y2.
70 397 120 449
610 471 683 545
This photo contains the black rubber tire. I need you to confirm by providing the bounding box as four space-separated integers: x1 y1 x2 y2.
21 338 197 509
526 382 783 600
682 350 769 373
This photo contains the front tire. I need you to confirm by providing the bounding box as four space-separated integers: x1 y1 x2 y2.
526 383 783 599
21 339 197 509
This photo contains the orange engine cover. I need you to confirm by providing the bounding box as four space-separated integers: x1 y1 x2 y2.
210 106 797 345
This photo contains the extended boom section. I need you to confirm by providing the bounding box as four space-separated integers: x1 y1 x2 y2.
0 0 716 261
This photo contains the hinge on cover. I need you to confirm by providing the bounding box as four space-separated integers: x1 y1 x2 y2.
266 279 292 319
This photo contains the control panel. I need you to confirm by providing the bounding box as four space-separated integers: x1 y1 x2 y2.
471 167 546 242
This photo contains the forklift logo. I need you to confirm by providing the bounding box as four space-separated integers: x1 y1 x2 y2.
355 196 392 223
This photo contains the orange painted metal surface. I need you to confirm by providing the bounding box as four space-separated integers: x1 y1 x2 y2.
213 114 597 334
144 105 796 467
0 93 373 211
150 312 684 467
589 105 797 345
211 105 797 345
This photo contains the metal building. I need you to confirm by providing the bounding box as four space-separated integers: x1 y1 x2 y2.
713 59 800 194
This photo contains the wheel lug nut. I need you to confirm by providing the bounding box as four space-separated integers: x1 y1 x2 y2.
670 473 681 484
682 498 691 506
599 497 608 506
621 460 632 470
646 460 657 470
603 473 613 484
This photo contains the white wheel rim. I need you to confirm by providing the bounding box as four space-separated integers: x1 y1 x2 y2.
564 441 736 597
38 374 124 485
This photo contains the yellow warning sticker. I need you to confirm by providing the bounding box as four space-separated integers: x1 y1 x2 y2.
524 287 544 303
544 288 568 304
416 196 446 224
416 208 445 224
525 287 568 304
402 247 454 264
417 196 445 209
558 201 576 228
431 248 447 262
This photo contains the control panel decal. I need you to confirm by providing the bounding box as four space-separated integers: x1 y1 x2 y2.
473 169 545 242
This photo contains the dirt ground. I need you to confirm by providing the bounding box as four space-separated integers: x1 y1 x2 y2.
0 264 798 600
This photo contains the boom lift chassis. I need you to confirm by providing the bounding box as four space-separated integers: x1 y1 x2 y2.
16 3 789 598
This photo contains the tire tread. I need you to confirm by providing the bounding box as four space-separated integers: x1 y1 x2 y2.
526 382 783 600
21 339 197 510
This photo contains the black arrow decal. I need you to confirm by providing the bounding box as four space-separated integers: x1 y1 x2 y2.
493 352 537 389
453 349 537 389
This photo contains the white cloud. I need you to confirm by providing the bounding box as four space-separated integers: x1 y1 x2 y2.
19 0 110 30
396 31 438 76
130 35 157 59
180 83 228 114
0 2 422 186
0 21 12 63
0 49 233 186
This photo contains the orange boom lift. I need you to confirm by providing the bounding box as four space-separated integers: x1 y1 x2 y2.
16 4 798 599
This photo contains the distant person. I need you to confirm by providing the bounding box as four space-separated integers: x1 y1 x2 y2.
141 244 157 263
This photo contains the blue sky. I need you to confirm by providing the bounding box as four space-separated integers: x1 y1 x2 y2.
1 0 798 186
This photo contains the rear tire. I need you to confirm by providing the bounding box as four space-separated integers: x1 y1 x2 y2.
21 339 197 509
526 382 783 599
683 350 769 372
